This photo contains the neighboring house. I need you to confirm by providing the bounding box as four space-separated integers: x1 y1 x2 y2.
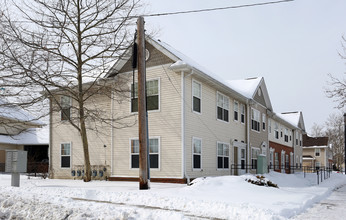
268 112 305 173
0 99 48 172
302 134 333 170
49 38 307 182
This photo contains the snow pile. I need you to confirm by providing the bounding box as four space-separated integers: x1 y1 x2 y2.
1 172 346 219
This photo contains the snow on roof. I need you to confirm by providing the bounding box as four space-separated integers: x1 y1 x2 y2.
0 126 49 145
0 99 44 126
279 112 302 128
149 38 249 101
226 77 263 99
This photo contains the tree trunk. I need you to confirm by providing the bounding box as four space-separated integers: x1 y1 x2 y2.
80 114 91 182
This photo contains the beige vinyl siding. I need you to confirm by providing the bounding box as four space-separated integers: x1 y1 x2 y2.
249 105 268 149
268 119 293 148
51 94 112 179
112 65 182 178
303 147 327 167
184 74 246 178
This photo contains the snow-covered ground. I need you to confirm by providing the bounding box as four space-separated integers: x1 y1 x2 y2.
0 172 345 219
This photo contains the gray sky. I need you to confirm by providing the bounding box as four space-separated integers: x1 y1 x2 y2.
145 0 346 134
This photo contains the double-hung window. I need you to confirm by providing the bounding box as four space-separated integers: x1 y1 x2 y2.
217 92 229 122
192 80 201 113
251 109 260 132
131 79 159 112
61 143 71 168
275 123 279 139
130 138 160 169
315 148 320 157
262 114 266 131
193 138 202 169
284 128 289 142
240 104 245 124
268 118 272 133
217 142 229 169
234 101 239 121
61 96 71 121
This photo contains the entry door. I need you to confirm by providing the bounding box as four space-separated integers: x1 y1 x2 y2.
238 147 246 175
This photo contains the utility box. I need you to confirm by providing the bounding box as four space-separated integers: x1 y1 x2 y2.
5 150 27 173
257 154 268 174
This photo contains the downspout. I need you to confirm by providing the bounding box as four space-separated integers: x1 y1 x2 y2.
181 70 193 184
49 97 53 178
110 88 114 175
246 101 251 173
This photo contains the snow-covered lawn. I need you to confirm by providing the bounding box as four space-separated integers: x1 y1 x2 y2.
1 172 345 219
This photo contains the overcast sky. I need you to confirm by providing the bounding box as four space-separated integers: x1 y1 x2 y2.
144 0 346 134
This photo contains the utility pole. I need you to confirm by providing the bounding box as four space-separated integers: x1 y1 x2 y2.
137 16 149 189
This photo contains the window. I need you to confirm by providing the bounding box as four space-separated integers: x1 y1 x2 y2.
61 96 71 121
262 114 266 131
299 134 302 146
251 109 260 132
269 150 274 169
285 154 289 169
240 104 245 124
130 138 160 169
61 143 71 168
193 138 202 169
217 142 229 169
234 101 239 121
251 148 260 169
275 123 279 139
192 80 201 113
315 148 321 157
296 131 299 145
281 151 285 170
131 79 159 112
284 128 289 142
275 152 279 169
240 148 246 169
217 92 229 122
280 127 283 138
268 118 272 133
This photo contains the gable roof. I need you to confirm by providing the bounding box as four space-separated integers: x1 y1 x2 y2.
303 134 329 147
226 77 273 111
279 111 306 132
106 37 250 103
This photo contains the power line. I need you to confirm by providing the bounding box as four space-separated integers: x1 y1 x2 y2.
143 0 294 17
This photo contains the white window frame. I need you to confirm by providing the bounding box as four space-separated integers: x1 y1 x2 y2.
192 79 202 114
262 113 266 131
251 108 260 132
130 137 161 170
234 101 239 122
217 142 230 170
192 137 202 170
284 128 289 142
130 78 160 113
60 142 71 169
240 104 245 124
216 92 230 122
60 96 72 121
268 118 272 133
315 148 321 157
275 122 279 139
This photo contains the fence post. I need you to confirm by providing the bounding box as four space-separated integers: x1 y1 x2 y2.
317 170 319 185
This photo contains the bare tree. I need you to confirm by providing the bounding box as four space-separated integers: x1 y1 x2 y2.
310 123 324 137
324 113 345 170
0 0 142 181
326 36 346 110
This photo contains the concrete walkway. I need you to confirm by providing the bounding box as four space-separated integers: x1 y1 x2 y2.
294 184 346 219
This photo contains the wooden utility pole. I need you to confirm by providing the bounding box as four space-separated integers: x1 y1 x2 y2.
137 16 149 190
